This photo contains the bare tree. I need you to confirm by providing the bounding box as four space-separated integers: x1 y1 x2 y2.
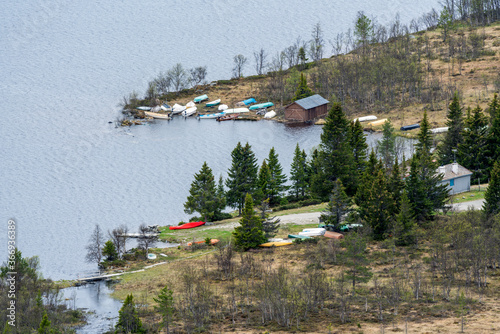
167 63 187 93
253 48 267 75
85 224 105 266
189 66 208 88
153 72 172 95
232 54 248 78
309 22 324 61
137 223 158 256
108 224 129 258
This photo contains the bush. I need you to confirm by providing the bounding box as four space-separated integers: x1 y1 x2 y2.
213 212 233 221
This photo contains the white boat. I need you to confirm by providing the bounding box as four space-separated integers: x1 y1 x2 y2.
353 115 377 122
182 107 197 117
145 111 171 120
431 127 449 134
198 111 225 119
224 107 249 114
171 103 186 115
150 105 161 113
264 110 276 119
206 98 221 107
218 104 228 111
161 104 171 112
186 101 195 108
147 253 157 260
137 106 151 111
298 230 325 237
302 228 326 232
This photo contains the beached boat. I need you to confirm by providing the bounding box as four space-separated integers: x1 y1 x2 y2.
288 234 312 239
137 106 152 111
323 231 344 239
218 104 228 111
249 102 274 110
243 97 256 105
216 113 239 121
264 110 276 119
259 241 293 247
224 108 250 114
187 239 219 246
182 107 197 117
171 103 186 115
367 118 387 127
194 94 209 103
206 99 221 107
144 111 171 120
161 104 171 112
400 123 420 131
147 253 157 260
198 111 225 119
354 115 377 122
431 127 449 134
186 101 196 108
169 221 205 230
299 228 326 237
150 105 161 113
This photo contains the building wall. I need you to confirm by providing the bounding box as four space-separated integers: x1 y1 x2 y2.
439 175 471 194
285 103 328 122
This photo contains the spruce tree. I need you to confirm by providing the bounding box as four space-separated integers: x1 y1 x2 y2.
320 179 352 227
102 240 118 262
354 150 380 209
256 160 271 203
154 286 174 334
266 147 288 205
116 294 144 333
458 106 488 184
487 94 500 175
439 92 464 165
312 103 357 199
184 162 219 222
293 73 314 100
350 119 368 175
213 175 227 220
233 194 267 250
226 142 259 214
290 143 308 200
483 160 500 216
38 311 52 334
259 199 280 239
387 157 404 213
377 119 396 169
415 111 433 157
341 232 372 290
392 190 417 246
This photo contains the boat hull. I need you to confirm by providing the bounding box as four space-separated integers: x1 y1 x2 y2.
144 111 171 120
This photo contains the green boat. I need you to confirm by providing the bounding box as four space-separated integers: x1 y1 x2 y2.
249 102 274 110
206 98 221 107
288 234 312 239
194 94 209 103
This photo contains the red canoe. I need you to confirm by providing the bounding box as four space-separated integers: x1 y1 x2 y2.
169 221 205 230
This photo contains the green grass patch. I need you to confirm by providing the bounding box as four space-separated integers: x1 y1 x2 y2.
450 186 487 204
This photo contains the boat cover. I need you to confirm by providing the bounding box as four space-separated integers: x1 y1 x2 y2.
169 221 206 230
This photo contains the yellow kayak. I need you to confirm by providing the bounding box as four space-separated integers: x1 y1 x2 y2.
259 241 293 247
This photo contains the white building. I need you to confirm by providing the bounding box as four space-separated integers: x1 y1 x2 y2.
437 163 473 194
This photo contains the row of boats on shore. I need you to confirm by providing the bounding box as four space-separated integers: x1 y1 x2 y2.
136 94 276 121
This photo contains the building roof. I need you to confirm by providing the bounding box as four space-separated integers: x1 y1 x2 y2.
294 94 329 110
437 163 472 181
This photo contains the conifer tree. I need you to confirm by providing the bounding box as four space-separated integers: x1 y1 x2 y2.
256 160 271 202
293 73 314 100
290 143 308 200
266 147 288 205
102 240 118 262
341 232 372 291
415 110 433 157
483 160 500 217
311 103 357 199
37 311 52 334
233 194 267 250
392 190 417 246
184 162 220 222
354 150 380 207
487 94 500 174
388 157 404 213
154 286 175 334
259 199 280 239
226 142 259 214
439 92 464 165
320 179 352 227
350 119 368 175
214 175 227 220
458 106 488 184
116 294 144 333
377 119 396 169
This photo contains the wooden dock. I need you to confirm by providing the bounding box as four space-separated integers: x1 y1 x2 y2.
118 233 158 238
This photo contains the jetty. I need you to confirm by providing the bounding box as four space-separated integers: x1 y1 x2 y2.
118 233 159 238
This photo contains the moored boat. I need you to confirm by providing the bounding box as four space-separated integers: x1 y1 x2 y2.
194 94 209 103
171 103 186 114
249 102 274 110
264 110 276 119
400 123 420 131
137 106 152 111
182 107 197 117
198 111 225 119
161 104 171 111
144 111 171 120
206 99 221 107
224 107 249 114
216 113 239 121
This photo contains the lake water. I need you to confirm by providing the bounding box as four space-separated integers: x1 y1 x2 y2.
1 0 433 331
